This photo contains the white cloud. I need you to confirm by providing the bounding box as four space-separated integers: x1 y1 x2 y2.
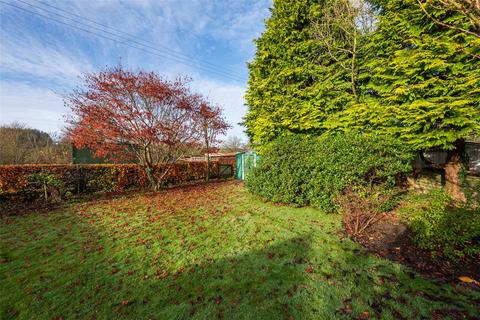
0 77 248 139
207 1 271 50
192 78 247 138
0 0 271 140
0 81 66 133
0 44 89 87
0 20 93 86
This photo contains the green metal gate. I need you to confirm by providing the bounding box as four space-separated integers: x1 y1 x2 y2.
219 164 234 179
235 151 260 180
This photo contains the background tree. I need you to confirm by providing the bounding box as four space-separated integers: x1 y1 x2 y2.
0 123 70 164
33 132 71 164
220 135 246 152
0 123 47 164
196 101 230 181
66 66 204 190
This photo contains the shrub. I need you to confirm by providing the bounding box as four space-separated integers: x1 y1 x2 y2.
245 136 313 206
246 132 414 211
340 184 404 237
401 190 480 259
85 166 132 192
28 171 63 202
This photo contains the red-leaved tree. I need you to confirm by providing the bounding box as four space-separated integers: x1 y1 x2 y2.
196 101 231 180
65 66 228 190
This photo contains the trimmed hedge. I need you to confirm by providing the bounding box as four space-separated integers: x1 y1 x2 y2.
0 162 219 206
246 132 414 211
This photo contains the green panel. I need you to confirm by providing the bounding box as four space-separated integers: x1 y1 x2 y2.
235 152 260 180
72 146 106 164
235 153 243 180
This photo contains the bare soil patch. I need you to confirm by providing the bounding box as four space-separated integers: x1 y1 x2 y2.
354 213 480 289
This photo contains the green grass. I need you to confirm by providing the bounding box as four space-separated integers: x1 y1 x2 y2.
1 181 479 319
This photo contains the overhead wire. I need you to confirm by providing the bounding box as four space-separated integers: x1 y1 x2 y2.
30 0 232 74
0 0 246 82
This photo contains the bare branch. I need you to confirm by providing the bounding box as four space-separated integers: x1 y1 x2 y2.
416 0 480 39
311 0 377 102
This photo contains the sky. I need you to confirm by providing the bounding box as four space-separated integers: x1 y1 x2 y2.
0 0 272 143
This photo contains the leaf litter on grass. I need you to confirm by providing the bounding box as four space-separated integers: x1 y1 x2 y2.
1 181 479 319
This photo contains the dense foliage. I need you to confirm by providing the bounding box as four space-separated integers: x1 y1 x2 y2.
246 132 413 211
246 0 480 149
246 0 479 202
244 0 356 145
333 0 480 151
401 190 480 259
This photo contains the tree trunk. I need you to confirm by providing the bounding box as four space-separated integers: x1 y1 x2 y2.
351 37 359 103
43 181 48 202
144 145 159 191
206 150 210 182
205 131 210 182
145 165 159 191
444 139 466 202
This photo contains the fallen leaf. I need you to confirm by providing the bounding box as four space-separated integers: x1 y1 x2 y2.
305 265 314 273
459 276 478 284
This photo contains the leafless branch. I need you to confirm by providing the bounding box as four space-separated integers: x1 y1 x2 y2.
416 0 480 39
311 0 377 102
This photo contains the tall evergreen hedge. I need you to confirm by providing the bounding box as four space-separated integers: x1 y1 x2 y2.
332 0 480 151
245 0 479 150
244 0 355 146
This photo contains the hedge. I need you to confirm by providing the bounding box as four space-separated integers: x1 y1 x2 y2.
0 161 219 206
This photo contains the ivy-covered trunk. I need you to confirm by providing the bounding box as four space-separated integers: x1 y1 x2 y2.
444 139 466 202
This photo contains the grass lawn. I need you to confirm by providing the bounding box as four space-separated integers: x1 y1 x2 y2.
1 181 479 319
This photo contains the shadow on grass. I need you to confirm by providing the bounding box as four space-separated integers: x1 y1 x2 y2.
1 226 314 319
2 201 480 319
106 235 318 319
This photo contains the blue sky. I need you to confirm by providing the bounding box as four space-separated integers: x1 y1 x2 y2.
0 0 272 142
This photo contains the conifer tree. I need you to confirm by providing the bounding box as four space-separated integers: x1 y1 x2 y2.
245 0 334 145
245 0 479 199
333 0 480 200
244 0 374 146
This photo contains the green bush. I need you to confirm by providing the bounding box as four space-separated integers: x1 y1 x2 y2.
86 166 125 192
401 190 480 259
28 171 63 202
246 132 414 211
245 136 312 206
